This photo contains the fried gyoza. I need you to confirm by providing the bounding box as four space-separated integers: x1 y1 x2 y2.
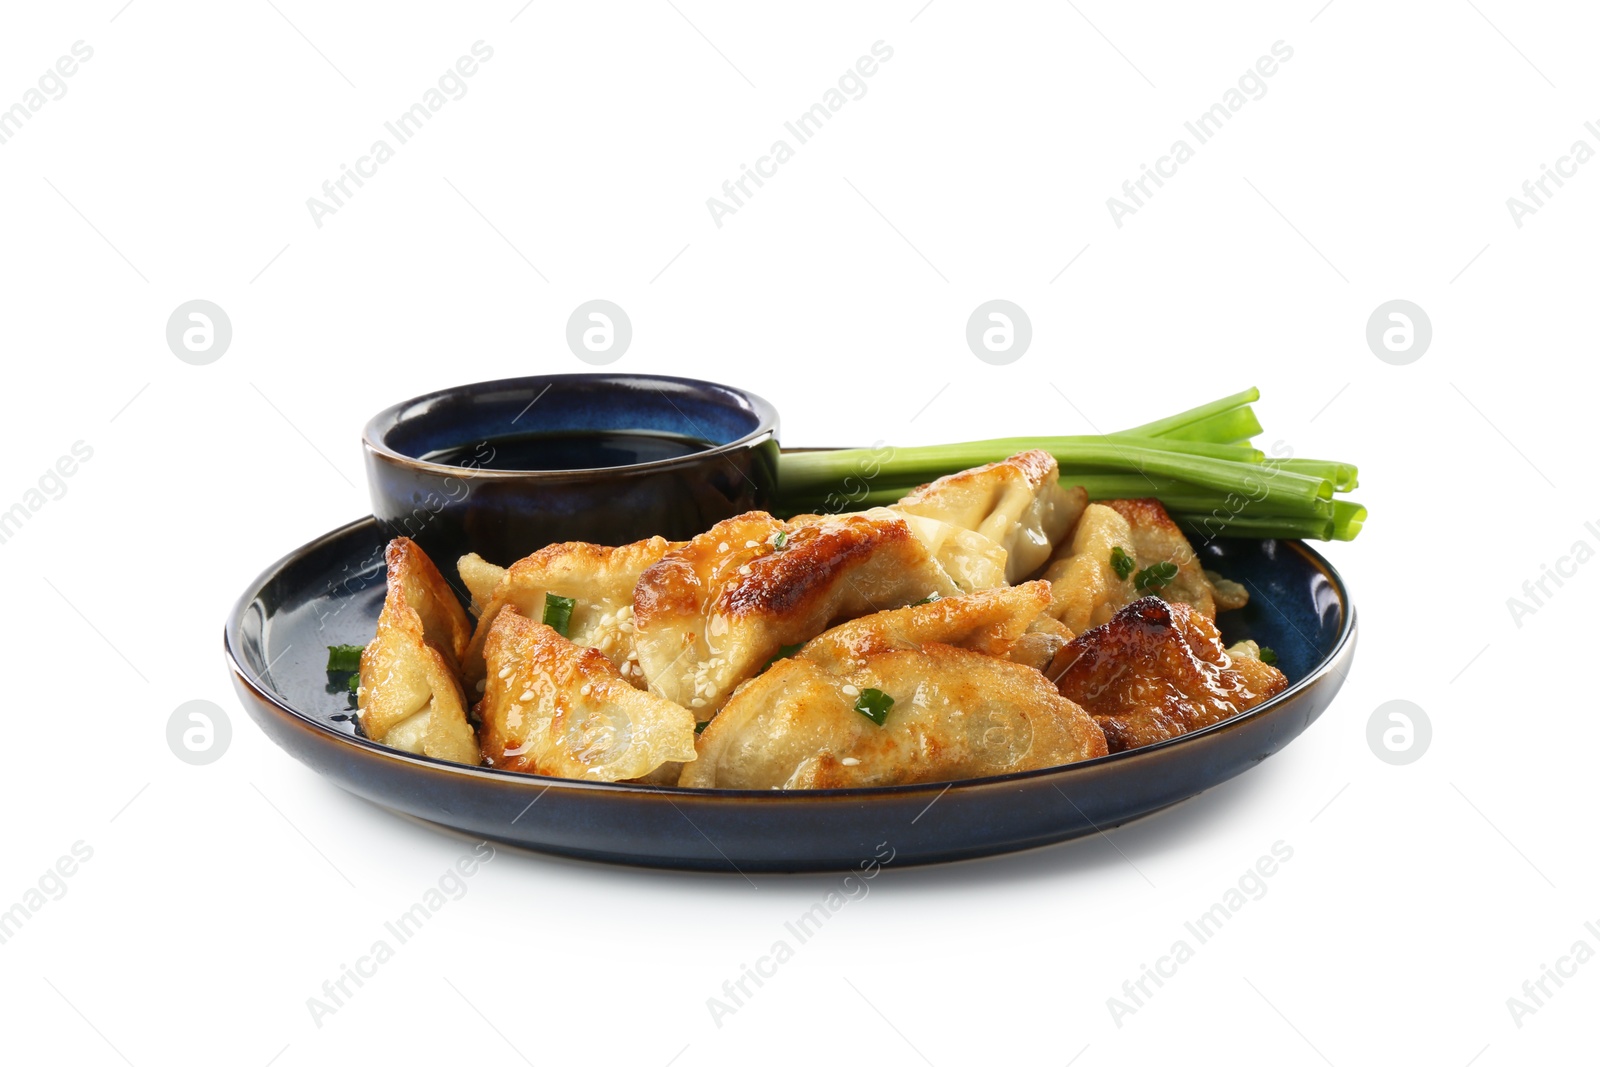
893 450 1087 582
460 536 678 689
1040 502 1138 634
800 581 1054 667
476 608 697 781
1100 498 1229 618
633 511 967 717
680 583 1107 789
1048 596 1288 753
357 538 480 765
1041 497 1249 633
457 552 508 617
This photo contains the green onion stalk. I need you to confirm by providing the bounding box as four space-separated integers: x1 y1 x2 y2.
773 388 1366 542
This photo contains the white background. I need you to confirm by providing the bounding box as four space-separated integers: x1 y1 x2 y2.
0 1 1592 1063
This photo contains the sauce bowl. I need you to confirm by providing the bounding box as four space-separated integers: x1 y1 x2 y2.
362 374 780 568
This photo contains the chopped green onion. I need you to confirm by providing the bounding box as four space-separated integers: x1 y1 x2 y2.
1134 561 1179 592
694 720 709 735
542 594 575 637
1258 646 1279 666
853 688 894 726
1110 546 1135 580
910 593 942 606
347 673 361 693
326 644 364 671
771 530 788 549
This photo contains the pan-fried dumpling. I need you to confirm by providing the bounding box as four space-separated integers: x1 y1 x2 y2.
476 608 697 781
1040 502 1139 633
893 450 1086 582
681 585 1106 789
633 511 967 718
357 538 480 765
799 581 1054 668
1100 498 1234 618
457 553 507 617
461 536 678 689
1048 596 1287 753
1040 498 1247 632
784 507 1007 593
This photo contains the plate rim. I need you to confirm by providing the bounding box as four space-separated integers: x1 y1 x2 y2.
224 515 1356 802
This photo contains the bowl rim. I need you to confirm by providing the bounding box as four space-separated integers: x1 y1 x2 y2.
224 515 1356 803
361 372 780 479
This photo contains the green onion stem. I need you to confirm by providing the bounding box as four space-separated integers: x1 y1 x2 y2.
1276 458 1359 492
1157 405 1264 444
1117 387 1260 437
771 388 1364 542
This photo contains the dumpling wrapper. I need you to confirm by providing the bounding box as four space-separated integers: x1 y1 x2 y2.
681 582 1106 789
357 538 480 766
893 450 1086 582
1040 502 1139 633
799 580 1055 668
459 536 678 689
1041 497 1248 633
1048 596 1287 753
633 510 968 718
476 608 697 781
1099 498 1231 618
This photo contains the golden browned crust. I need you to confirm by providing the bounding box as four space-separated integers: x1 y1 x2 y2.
475 608 696 781
798 580 1052 669
357 538 479 765
683 627 1107 789
633 511 962 714
1048 596 1287 753
462 535 677 686
1099 498 1220 617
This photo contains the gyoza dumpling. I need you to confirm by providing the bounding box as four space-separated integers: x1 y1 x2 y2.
476 607 697 781
357 538 480 765
799 581 1055 668
893 450 1086 582
633 511 968 718
460 536 679 690
784 507 1008 593
680 583 1106 789
1048 596 1286 753
1100 498 1236 617
1040 502 1139 633
1041 497 1247 633
457 552 507 617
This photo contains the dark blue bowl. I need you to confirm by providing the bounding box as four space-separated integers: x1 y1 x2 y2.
225 520 1356 873
363 374 780 568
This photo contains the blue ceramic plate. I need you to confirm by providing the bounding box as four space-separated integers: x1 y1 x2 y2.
226 518 1356 872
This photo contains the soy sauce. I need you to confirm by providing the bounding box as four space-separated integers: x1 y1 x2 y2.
422 429 713 472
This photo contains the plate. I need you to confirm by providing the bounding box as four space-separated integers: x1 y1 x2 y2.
225 517 1356 872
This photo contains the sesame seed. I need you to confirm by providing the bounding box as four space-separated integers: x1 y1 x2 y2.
738 565 751 576
691 698 706 708
474 679 486 692
519 690 535 701
841 684 860 696
718 542 729 552
744 540 759 548
497 666 512 679
580 682 593 696
841 757 861 767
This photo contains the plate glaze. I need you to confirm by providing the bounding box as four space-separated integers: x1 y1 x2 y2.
226 518 1356 872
